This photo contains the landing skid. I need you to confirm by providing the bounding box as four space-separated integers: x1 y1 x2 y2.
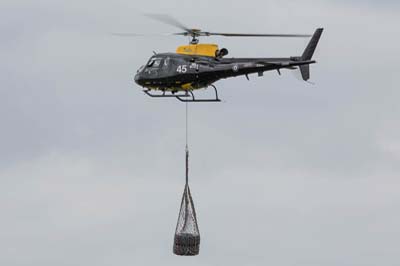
143 85 221 103
143 90 189 98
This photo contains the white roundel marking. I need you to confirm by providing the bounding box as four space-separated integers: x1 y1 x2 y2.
233 65 239 72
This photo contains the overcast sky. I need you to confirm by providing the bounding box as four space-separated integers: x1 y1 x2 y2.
1 0 400 265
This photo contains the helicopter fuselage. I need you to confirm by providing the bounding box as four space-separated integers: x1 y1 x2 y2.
134 52 314 92
134 28 323 102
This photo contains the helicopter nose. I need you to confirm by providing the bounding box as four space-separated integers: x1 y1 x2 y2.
134 73 141 85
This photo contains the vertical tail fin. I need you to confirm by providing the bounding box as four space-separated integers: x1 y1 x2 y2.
299 65 310 81
301 28 324 61
298 28 323 81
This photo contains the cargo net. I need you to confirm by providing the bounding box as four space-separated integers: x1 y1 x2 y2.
173 183 200 256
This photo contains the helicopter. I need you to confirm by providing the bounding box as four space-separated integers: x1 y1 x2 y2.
117 15 323 102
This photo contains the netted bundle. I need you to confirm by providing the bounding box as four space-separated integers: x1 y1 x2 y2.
173 183 200 256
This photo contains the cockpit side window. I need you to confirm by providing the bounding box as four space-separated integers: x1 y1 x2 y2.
147 59 155 67
153 59 161 67
147 57 162 68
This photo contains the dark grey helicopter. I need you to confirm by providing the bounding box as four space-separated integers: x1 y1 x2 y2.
117 15 323 102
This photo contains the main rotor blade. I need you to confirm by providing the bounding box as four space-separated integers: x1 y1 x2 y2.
144 14 192 33
208 32 312 37
114 14 312 41
111 32 174 37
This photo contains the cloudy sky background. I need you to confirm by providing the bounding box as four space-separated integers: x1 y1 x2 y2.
1 0 400 265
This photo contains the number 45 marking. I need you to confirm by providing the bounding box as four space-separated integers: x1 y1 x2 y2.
176 65 187 73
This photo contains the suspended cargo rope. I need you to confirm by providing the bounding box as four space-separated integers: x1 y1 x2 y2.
173 102 200 256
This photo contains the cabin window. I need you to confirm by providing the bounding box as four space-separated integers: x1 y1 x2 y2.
164 57 170 66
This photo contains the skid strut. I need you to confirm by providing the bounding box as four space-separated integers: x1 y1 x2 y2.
143 85 221 103
176 85 220 103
